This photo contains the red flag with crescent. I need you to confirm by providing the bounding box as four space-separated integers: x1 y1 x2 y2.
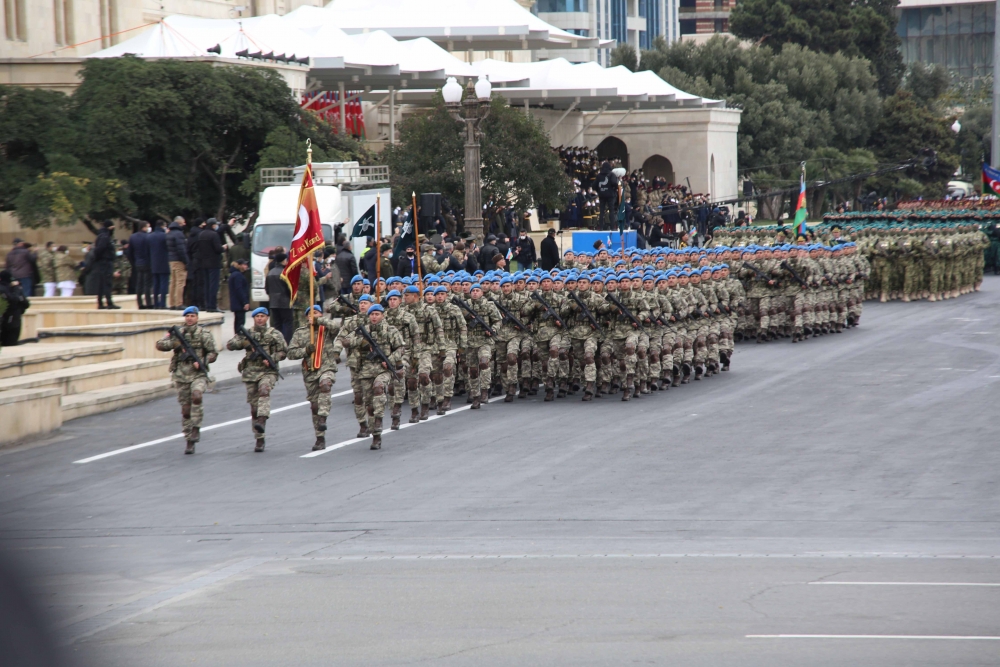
281 163 324 302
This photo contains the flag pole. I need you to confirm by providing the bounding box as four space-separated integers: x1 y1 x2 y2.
375 193 381 300
412 191 423 289
307 139 316 349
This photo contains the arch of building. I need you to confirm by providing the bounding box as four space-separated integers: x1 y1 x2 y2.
642 154 675 184
596 136 629 170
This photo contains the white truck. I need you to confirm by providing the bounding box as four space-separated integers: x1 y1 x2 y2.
250 162 391 303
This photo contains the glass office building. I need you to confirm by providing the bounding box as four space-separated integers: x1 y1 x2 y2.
896 1 995 79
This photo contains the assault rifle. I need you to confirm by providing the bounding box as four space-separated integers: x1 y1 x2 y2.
780 260 808 288
742 260 777 286
355 322 398 371
454 297 497 338
169 326 206 371
487 295 527 332
337 295 359 314
566 290 600 330
530 291 564 328
605 292 643 329
238 325 284 379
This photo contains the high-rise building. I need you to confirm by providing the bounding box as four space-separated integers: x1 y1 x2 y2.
678 0 732 41
896 0 994 80
536 0 680 64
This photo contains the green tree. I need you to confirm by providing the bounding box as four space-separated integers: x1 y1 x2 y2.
385 95 571 238
610 43 638 72
902 62 950 109
953 104 991 177
729 0 904 96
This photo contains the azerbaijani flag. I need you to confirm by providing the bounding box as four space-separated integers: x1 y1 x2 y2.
281 162 325 303
983 163 1000 196
793 167 808 238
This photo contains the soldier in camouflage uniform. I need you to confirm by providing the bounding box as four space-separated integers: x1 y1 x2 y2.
522 276 568 401
286 305 343 451
433 284 467 413
384 290 418 429
155 306 218 454
404 284 444 421
226 307 288 452
336 295 374 437
491 276 531 401
344 304 405 450
457 284 501 409
559 273 605 400
326 275 367 317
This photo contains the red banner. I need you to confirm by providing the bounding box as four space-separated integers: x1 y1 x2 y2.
281 163 324 303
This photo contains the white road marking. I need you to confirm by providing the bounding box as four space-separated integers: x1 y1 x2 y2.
747 635 1000 640
301 395 505 458
810 581 1000 587
74 391 353 463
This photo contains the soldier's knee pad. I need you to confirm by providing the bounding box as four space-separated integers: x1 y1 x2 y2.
531 351 541 363
548 348 559 359
311 402 319 414
600 353 611 365
558 351 568 362
353 392 364 406
258 384 271 397
419 373 430 386
181 404 191 419
584 353 595 365
707 334 719 345
520 351 531 363
387 384 396 397
507 353 518 365
373 384 385 397
319 379 333 393
443 365 454 377
191 391 203 405
625 344 635 355
468 366 480 379
406 377 418 391
478 360 490 371
636 349 646 360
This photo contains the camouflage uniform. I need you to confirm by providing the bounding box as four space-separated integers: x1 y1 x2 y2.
346 319 405 449
433 295 467 413
405 299 444 419
523 289 569 400
491 290 531 399
226 324 288 449
459 295 501 408
155 324 218 452
385 304 419 428
559 286 606 399
336 312 371 436
286 316 344 449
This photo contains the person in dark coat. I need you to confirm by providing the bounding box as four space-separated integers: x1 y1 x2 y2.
4 239 36 298
539 228 560 270
334 242 359 293
92 221 119 309
194 220 224 311
127 221 153 309
395 246 418 277
0 269 30 348
165 217 189 309
228 258 250 335
148 221 170 309
512 228 536 270
185 222 202 306
264 253 293 342
495 235 511 264
479 236 499 270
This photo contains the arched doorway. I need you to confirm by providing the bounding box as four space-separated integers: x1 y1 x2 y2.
596 136 629 170
642 154 675 185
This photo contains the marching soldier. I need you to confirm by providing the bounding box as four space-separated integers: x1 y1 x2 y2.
345 304 405 450
433 284 467 413
155 306 218 454
404 285 444 421
384 289 418 429
559 273 605 400
286 305 343 451
459 283 501 409
226 307 287 452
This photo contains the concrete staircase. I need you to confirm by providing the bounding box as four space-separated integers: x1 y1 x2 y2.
0 342 172 444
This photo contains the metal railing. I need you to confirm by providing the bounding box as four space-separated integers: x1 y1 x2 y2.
258 165 390 190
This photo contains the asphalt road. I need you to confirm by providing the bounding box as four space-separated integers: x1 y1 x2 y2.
2 280 1000 666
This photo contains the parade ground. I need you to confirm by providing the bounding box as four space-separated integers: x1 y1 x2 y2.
2 280 999 666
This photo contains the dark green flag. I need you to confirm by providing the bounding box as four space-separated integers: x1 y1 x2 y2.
392 213 415 257
351 204 377 239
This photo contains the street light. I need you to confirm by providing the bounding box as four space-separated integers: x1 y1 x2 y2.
445 76 492 242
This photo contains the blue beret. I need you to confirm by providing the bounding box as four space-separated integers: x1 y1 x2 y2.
500 277 513 285
251 307 269 317
351 275 364 285
386 289 401 298
182 306 199 316
358 294 374 303
470 283 483 291
404 285 419 294
434 286 448 293
367 304 384 314
304 304 322 315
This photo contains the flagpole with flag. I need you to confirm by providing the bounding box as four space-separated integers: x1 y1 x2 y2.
375 194 381 299
412 191 423 289
983 163 1000 196
281 138 325 348
794 162 808 239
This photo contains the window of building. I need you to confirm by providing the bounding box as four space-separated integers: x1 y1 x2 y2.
5 0 27 40
680 18 696 34
679 0 696 9
897 3 994 79
714 0 724 9
536 0 588 11
714 18 727 32
565 28 590 36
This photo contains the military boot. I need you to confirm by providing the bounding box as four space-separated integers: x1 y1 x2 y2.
441 396 452 412
391 404 402 430
436 398 447 416
312 436 326 451
316 416 327 432
756 332 765 344
504 385 516 403
649 379 659 391
681 363 692 384
184 437 196 455
639 380 650 395
621 375 634 401
528 380 540 396
694 364 704 381
419 403 430 420
185 427 199 455
557 381 568 399
253 417 266 435
543 378 555 402
370 418 383 450
671 365 682 388
720 351 731 372
481 389 489 406
357 422 370 438
582 381 595 401
471 391 482 409
518 382 529 399
409 406 420 424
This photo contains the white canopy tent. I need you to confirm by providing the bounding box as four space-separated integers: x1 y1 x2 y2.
322 0 608 52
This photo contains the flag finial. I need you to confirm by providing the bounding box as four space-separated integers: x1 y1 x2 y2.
306 138 312 166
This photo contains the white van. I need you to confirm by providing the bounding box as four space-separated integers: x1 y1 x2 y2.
250 162 390 302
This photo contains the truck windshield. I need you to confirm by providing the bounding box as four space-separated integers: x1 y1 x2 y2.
252 224 334 256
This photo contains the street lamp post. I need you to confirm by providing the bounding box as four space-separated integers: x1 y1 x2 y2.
443 76 492 242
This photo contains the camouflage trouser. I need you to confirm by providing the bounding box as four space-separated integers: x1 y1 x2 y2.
176 376 209 441
789 291 806 333
533 335 568 381
612 333 638 378
361 371 392 434
636 331 650 383
349 370 366 426
849 284 864 319
599 338 616 384
497 335 531 388
720 315 736 352
570 335 599 383
687 321 709 364
554 332 571 380
706 318 721 364
405 350 433 407
244 374 278 426
463 343 494 397
434 348 458 400
303 369 336 437
835 288 850 324
657 330 677 377
647 329 662 381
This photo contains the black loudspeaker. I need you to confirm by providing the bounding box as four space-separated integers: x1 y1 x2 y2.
420 193 441 219
742 179 754 197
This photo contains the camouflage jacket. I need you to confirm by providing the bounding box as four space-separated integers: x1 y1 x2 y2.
406 301 445 353
227 325 288 381
491 291 529 341
522 289 564 341
155 324 218 383
459 296 501 347
385 305 419 355
325 291 361 318
286 317 343 378
347 320 405 379
435 300 468 349
559 288 605 339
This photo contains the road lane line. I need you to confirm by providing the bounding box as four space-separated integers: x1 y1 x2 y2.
74 390 353 463
747 635 1000 640
809 581 1000 587
301 395 505 458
